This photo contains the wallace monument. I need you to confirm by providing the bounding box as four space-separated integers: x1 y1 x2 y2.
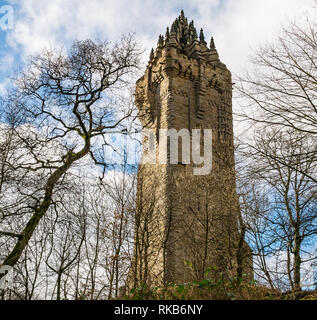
128 11 253 289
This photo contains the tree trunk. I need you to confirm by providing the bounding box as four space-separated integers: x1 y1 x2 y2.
293 231 302 292
0 143 90 278
56 272 62 300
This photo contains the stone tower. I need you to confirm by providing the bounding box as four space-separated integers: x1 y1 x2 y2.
130 11 252 289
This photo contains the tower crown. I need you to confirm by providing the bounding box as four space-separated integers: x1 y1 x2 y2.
148 10 220 63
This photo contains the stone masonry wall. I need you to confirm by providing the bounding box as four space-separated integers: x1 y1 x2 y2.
129 11 253 289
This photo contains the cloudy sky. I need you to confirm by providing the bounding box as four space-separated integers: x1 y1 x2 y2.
1 1 316 287
0 0 316 96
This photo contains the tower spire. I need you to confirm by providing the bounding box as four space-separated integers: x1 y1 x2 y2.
199 28 207 45
149 48 154 61
180 9 185 19
210 36 216 50
165 27 170 40
157 34 164 47
189 20 198 40
171 20 177 34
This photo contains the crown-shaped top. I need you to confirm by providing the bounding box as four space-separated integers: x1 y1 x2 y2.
169 10 209 47
148 10 219 63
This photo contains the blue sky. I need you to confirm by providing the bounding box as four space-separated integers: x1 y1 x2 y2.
1 1 316 285
0 0 315 96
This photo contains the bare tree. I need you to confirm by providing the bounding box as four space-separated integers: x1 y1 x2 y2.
0 35 141 277
45 204 86 300
235 18 317 294
102 168 136 299
236 19 317 183
238 130 317 292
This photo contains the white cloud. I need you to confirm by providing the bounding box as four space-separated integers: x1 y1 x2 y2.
0 82 6 95
0 52 15 96
0 53 13 71
210 0 315 74
2 0 316 125
6 0 316 69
